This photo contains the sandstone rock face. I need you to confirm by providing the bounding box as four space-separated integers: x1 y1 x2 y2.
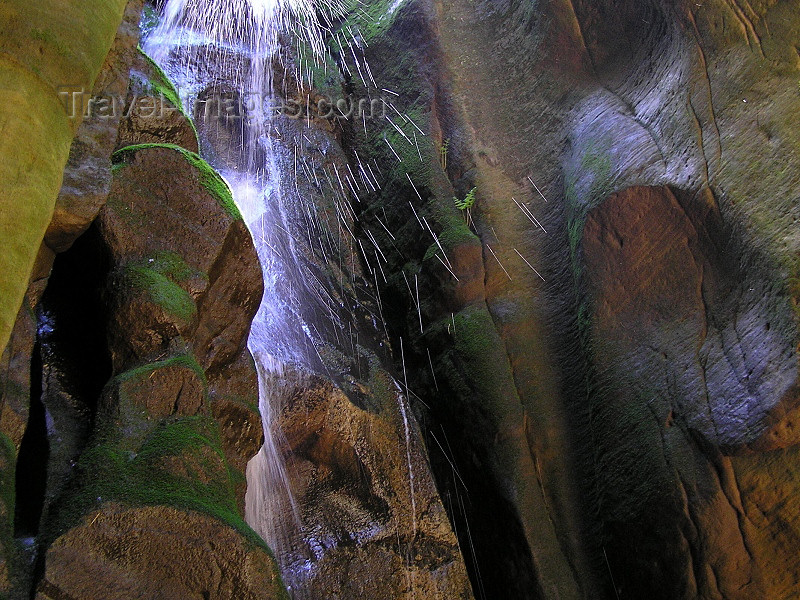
344 0 800 598
0 0 129 351
147 32 477 597
0 4 285 595
0 4 138 592
37 504 286 600
45 0 145 254
5 0 799 598
34 103 282 600
116 48 200 153
247 367 473 600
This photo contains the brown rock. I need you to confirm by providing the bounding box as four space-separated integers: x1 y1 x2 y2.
193 220 262 373
45 0 144 254
98 144 262 372
37 504 286 600
104 358 206 420
246 364 474 599
116 48 200 153
99 145 237 283
105 261 198 369
0 301 36 451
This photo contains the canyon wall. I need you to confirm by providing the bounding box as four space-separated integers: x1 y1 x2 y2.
0 4 288 597
0 0 799 599
0 0 129 350
342 0 800 598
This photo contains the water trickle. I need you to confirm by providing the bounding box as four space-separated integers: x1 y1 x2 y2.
144 0 350 586
143 0 438 595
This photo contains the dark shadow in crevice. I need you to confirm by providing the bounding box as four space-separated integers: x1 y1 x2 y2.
24 223 113 598
13 340 48 539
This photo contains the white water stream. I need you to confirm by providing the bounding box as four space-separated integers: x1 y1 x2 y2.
144 0 350 590
144 1 431 596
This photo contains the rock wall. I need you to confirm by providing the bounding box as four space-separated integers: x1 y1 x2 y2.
1 0 799 599
0 1 475 598
343 0 800 598
0 0 129 350
0 3 287 598
153 30 476 598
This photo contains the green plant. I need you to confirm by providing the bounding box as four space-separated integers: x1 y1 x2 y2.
140 4 161 39
440 138 450 171
136 47 200 144
112 143 241 220
454 187 477 226
123 263 197 323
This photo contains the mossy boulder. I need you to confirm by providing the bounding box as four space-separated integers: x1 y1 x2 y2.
37 503 287 600
99 143 260 373
102 356 207 427
116 47 200 153
105 261 198 368
38 415 287 599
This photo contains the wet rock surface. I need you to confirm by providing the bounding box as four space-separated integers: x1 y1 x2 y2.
247 366 474 599
2 0 800 598
354 0 800 598
0 2 283 595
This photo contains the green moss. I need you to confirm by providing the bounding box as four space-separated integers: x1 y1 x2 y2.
139 4 161 39
180 150 242 219
116 354 207 389
421 186 479 262
337 0 405 45
101 354 209 456
423 221 478 263
46 416 274 556
376 122 431 184
30 28 72 60
112 143 242 220
295 38 341 98
123 263 197 322
136 47 199 142
451 307 517 406
147 251 207 284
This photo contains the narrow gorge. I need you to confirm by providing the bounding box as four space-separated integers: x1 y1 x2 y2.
0 1 799 599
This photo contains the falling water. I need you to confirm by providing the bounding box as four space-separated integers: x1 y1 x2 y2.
144 0 351 591
141 0 456 595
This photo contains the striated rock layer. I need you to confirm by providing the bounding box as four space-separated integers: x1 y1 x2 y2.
342 0 800 598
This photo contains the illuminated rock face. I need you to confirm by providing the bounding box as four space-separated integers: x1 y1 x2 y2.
2 0 800 598
0 0 130 351
343 0 800 598
583 185 797 452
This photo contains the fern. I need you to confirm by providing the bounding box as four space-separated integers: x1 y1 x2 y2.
440 138 450 171
454 187 477 211
454 187 477 227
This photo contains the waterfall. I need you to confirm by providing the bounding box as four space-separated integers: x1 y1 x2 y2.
144 0 350 592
